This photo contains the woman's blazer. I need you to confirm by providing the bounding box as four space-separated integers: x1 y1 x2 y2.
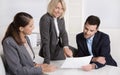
39 13 69 64
2 36 42 75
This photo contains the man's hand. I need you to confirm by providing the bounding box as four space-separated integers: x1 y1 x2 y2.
92 56 106 64
81 63 96 71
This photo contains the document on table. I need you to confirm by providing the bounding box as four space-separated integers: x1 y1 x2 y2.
61 56 92 68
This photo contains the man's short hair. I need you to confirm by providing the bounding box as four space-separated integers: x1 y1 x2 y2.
85 15 100 29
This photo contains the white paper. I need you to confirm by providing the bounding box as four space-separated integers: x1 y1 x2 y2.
61 56 92 68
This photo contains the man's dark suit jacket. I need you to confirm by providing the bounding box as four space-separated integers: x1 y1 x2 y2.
39 13 69 64
76 31 117 68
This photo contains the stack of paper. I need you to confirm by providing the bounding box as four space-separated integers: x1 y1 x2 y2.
61 56 92 68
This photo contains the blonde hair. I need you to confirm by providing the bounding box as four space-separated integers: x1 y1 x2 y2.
47 0 66 18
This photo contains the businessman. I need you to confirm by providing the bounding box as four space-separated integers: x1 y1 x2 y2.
76 15 117 71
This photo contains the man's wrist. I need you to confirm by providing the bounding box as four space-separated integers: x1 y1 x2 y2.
91 63 97 69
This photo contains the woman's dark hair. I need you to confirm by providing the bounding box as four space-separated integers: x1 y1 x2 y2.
85 15 100 29
2 12 33 45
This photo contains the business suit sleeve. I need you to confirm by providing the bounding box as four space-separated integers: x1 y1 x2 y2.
92 34 111 68
99 34 110 56
96 34 110 68
40 15 51 64
3 38 42 75
59 18 69 46
76 33 87 57
76 34 81 56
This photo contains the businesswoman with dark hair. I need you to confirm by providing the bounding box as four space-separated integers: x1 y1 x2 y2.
2 12 56 75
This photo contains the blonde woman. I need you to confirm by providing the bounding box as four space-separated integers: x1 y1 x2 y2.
39 0 73 64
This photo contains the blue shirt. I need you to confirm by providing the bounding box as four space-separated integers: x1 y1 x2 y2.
86 35 94 55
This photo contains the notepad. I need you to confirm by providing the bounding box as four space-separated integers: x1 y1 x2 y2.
61 56 92 68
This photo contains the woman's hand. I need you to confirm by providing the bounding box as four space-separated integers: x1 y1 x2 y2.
41 64 57 73
34 63 57 72
63 47 73 57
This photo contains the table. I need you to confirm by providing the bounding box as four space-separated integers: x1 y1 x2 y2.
35 55 120 75
0 56 6 75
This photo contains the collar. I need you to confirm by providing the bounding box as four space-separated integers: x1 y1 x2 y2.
87 35 95 41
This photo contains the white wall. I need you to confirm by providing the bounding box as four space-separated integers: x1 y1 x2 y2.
65 0 83 48
83 0 120 29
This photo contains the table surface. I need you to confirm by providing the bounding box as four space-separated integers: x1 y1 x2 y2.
0 56 5 75
34 55 120 75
